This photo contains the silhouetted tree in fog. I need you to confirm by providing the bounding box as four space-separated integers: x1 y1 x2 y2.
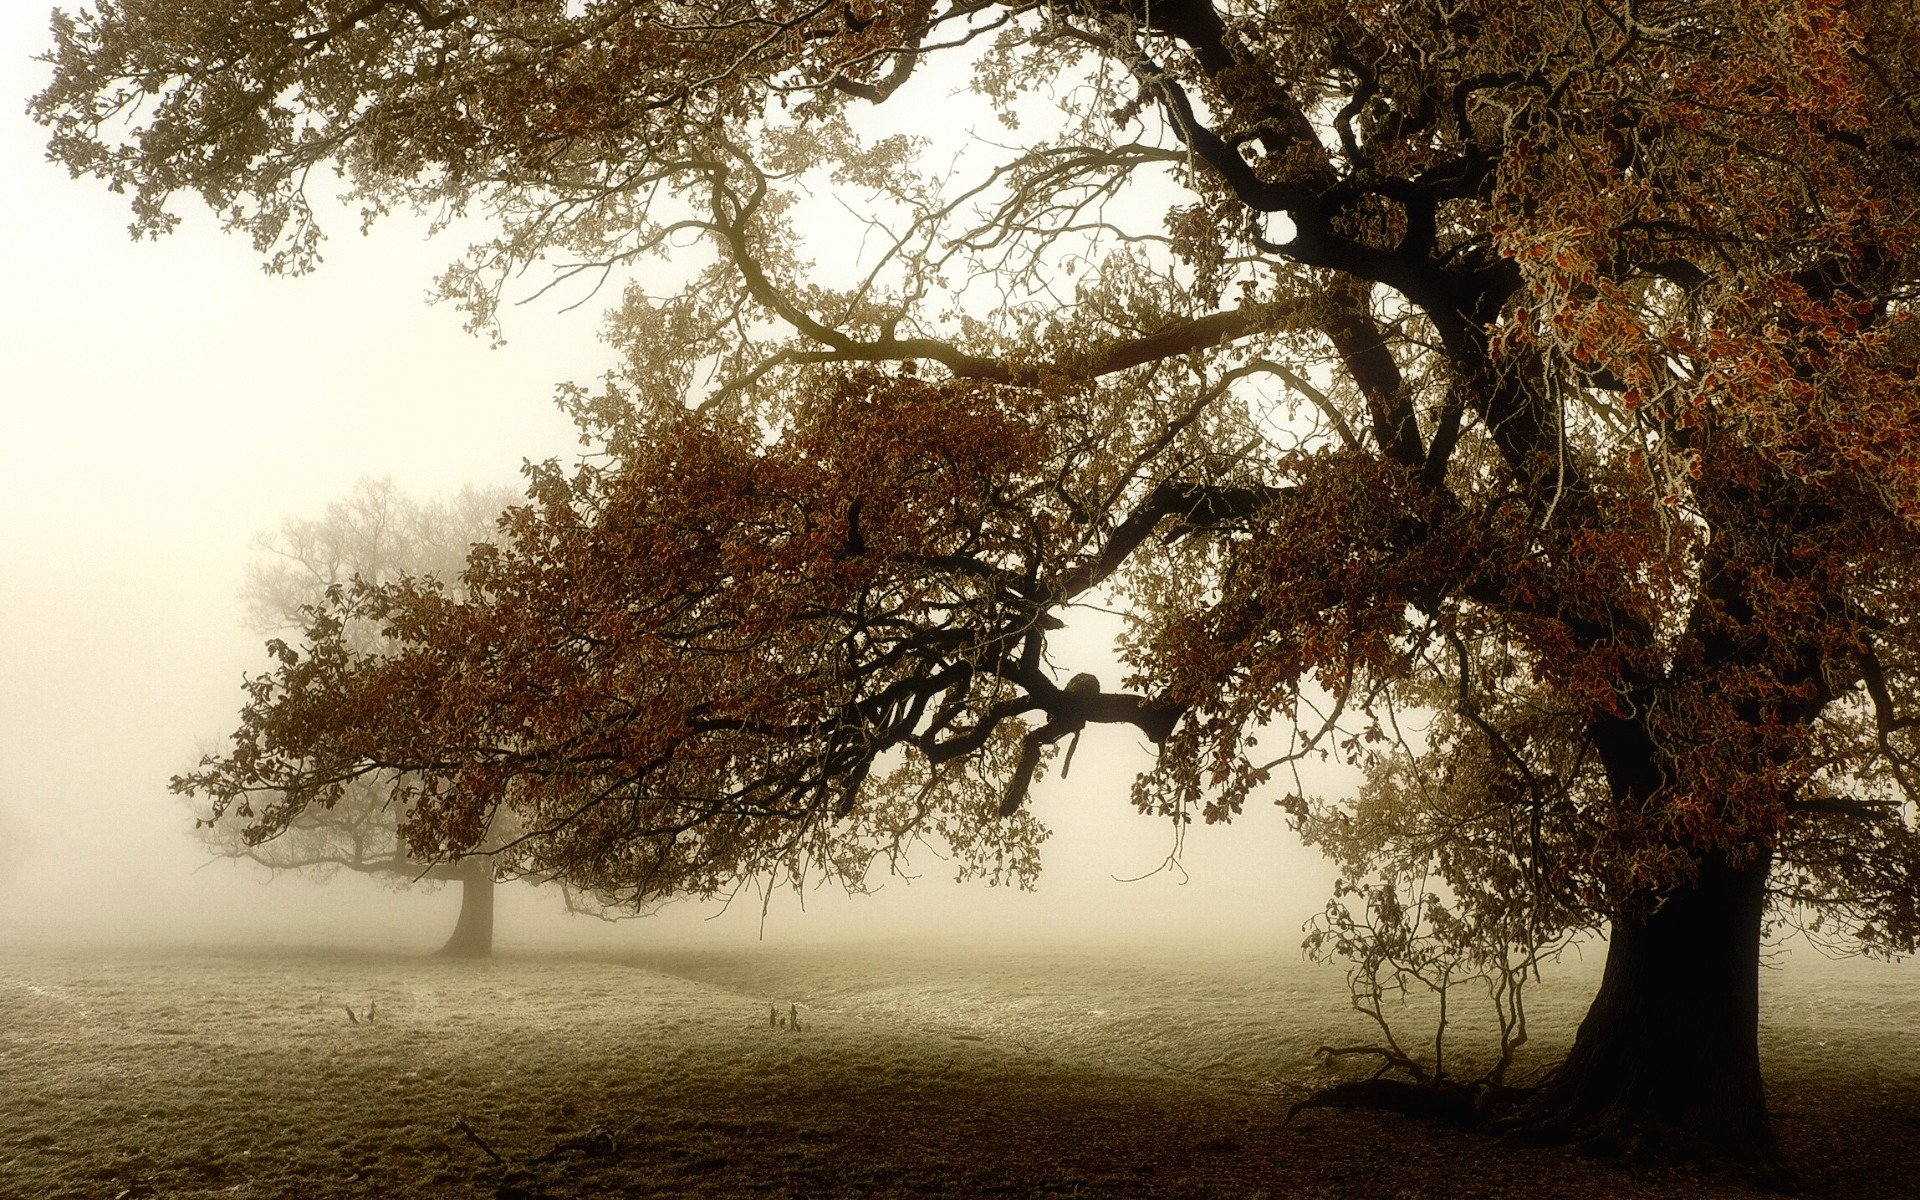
197 478 520 957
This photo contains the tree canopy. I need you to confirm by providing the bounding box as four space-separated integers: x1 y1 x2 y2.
40 0 1920 1171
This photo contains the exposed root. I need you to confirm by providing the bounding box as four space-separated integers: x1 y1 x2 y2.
1287 1078 1474 1128
1288 1072 1797 1191
1285 1077 1525 1130
1491 1082 1797 1191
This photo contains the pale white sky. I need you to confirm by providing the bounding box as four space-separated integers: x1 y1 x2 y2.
0 7 1338 954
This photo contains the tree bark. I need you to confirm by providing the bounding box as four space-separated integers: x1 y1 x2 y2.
1505 851 1784 1179
435 865 495 959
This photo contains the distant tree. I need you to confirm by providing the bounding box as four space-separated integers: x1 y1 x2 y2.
43 0 1920 1174
198 478 521 958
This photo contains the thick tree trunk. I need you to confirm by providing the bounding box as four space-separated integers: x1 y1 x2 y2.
1506 851 1783 1178
435 867 495 959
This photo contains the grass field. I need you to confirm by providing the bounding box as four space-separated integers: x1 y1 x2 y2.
1 936 1915 1199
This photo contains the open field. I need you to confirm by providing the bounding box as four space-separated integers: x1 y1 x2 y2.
1 938 1916 1199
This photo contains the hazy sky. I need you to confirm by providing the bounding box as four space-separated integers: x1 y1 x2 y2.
0 8 1338 954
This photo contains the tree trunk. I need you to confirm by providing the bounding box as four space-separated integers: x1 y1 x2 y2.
1506 851 1784 1178
435 866 495 959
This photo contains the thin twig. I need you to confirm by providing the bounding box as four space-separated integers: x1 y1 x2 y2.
453 1117 505 1164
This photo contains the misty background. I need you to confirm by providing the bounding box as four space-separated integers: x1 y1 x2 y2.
0 7 1342 957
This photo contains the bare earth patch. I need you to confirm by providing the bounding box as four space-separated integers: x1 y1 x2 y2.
0 940 1912 1199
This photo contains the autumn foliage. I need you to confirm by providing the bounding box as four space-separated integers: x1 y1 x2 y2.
193 375 1079 905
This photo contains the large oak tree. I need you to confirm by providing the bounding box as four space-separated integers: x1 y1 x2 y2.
38 0 1920 1173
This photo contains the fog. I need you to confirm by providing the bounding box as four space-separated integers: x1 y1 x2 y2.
0 9 1344 959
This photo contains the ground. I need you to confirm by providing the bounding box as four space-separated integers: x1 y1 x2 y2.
1 937 1915 1198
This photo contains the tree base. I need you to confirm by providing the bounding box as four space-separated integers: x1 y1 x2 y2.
1287 1076 1795 1190
1493 1073 1794 1189
434 870 495 959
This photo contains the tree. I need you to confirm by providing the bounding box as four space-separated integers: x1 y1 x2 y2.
39 0 1920 1172
201 477 522 957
